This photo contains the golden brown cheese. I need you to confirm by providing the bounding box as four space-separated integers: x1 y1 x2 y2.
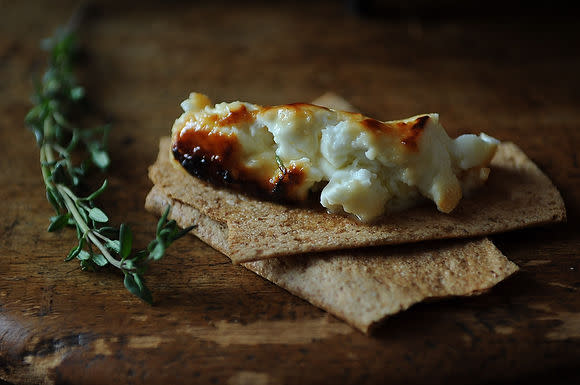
171 92 499 222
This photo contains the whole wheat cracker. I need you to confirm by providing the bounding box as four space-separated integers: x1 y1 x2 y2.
146 187 518 333
144 94 535 332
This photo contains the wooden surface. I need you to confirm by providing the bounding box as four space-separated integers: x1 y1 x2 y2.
1 1 580 384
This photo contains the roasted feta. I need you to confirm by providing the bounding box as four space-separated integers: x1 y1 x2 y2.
171 92 498 222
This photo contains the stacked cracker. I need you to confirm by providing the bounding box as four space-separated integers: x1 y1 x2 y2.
145 94 565 333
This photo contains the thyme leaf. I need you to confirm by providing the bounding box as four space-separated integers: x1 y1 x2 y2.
26 12 194 304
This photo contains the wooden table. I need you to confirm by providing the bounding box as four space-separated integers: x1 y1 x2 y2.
1 2 579 384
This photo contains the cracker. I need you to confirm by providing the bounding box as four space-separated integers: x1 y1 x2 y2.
147 136 565 263
146 187 518 333
144 94 531 332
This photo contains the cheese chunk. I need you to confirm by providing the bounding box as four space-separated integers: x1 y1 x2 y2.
171 92 499 222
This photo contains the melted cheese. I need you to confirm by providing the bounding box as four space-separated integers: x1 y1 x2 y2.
171 92 499 222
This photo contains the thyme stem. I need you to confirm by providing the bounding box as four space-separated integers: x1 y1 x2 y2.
56 184 122 269
26 15 194 303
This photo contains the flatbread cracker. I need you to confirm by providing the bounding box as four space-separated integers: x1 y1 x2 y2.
144 94 532 332
147 136 565 264
146 187 518 333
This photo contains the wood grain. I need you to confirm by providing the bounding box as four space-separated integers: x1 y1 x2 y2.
1 1 580 384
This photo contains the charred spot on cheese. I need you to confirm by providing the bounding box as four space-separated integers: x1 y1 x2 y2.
361 115 428 151
172 108 309 201
172 128 239 186
170 92 500 222
360 118 386 133
270 164 307 197
172 104 258 188
217 104 255 127
399 115 429 151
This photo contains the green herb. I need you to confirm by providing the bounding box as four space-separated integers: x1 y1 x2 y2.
25 15 194 304
275 155 287 175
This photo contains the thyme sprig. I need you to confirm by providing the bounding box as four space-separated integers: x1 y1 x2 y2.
25 22 193 303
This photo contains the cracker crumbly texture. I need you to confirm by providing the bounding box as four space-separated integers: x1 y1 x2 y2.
244 239 517 333
146 187 518 333
147 136 565 264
